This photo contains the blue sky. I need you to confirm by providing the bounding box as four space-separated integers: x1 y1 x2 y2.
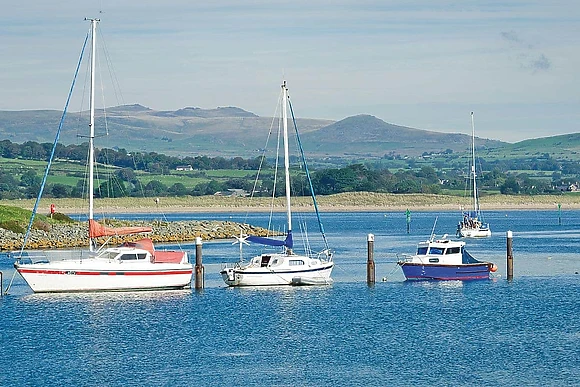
1 1 578 142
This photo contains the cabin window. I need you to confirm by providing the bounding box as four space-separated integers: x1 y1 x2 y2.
137 253 147 260
417 247 428 255
428 247 444 255
429 258 439 263
289 260 305 266
101 251 118 260
446 247 460 254
119 254 138 260
261 256 271 267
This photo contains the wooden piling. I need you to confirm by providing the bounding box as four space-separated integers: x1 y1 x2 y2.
0 271 3 296
506 230 513 281
195 237 204 289
367 234 375 284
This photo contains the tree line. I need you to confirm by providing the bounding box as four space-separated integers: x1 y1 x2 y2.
0 139 576 200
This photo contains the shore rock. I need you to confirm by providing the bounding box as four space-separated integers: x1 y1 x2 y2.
0 220 277 251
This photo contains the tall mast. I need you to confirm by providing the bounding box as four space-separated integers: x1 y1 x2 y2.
470 111 478 214
282 81 292 238
87 18 99 250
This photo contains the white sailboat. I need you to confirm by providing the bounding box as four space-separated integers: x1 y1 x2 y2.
14 19 193 293
220 81 334 286
457 112 491 238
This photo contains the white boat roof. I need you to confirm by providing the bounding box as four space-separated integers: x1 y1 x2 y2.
417 238 465 248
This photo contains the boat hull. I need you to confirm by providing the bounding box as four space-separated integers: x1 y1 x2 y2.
15 260 193 293
220 262 334 287
398 262 491 280
458 227 491 238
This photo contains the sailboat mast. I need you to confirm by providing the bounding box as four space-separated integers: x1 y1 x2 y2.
470 111 478 214
282 81 292 235
88 18 99 250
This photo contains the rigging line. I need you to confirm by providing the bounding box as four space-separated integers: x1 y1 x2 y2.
287 97 329 251
99 26 126 109
244 91 282 226
17 31 90 256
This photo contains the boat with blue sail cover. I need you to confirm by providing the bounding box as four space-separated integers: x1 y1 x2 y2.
220 81 334 286
397 234 497 280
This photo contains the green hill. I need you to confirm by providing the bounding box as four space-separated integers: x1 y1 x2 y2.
0 105 510 160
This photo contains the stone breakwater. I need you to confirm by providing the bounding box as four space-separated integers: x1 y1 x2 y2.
0 220 276 251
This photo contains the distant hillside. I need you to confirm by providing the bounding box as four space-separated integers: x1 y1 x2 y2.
300 115 503 157
0 104 332 157
479 133 580 160
0 104 540 161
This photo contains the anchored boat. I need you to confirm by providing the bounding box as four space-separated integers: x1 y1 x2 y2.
220 81 334 287
13 19 193 293
397 235 497 280
457 112 491 238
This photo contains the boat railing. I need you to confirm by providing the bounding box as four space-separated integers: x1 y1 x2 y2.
315 249 333 261
396 253 414 263
10 249 93 264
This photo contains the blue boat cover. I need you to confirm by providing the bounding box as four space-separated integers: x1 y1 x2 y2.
247 231 293 249
462 249 482 264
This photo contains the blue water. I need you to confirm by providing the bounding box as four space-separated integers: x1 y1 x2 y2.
1 210 579 386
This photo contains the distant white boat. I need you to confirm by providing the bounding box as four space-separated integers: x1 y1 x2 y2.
220 81 334 287
14 19 193 293
457 112 491 238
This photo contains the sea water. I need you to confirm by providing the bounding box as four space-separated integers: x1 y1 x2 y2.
1 210 578 386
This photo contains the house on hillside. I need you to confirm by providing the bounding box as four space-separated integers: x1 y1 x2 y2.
555 183 579 192
176 165 193 171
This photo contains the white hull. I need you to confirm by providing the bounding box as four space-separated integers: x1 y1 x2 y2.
221 253 333 287
16 257 193 293
458 226 491 238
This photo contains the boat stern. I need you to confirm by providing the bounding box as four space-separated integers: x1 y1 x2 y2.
220 267 239 286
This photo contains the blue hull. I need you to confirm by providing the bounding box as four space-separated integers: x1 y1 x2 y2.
399 262 491 280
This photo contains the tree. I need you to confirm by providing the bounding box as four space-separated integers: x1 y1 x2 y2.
95 179 127 198
168 183 188 196
144 180 168 196
50 184 71 198
115 168 136 182
500 177 520 194
20 170 41 188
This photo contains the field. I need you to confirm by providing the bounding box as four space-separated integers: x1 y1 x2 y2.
3 192 580 215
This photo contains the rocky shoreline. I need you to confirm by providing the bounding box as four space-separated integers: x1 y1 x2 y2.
0 220 275 251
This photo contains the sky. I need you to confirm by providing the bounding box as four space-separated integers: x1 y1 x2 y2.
1 0 579 143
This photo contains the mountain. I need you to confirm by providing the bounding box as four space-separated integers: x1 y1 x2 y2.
300 114 503 157
0 104 507 160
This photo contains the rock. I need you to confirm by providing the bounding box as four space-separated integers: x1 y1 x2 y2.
0 220 280 251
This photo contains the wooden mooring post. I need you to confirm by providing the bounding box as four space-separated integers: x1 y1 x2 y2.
367 234 375 285
195 237 204 289
0 271 3 297
506 230 514 281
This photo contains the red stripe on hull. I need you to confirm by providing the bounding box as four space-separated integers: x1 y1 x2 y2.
17 269 193 276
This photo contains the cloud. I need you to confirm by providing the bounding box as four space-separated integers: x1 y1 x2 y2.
500 30 521 43
500 30 551 73
530 54 551 72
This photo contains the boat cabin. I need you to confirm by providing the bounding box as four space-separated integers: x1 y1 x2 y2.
413 239 480 266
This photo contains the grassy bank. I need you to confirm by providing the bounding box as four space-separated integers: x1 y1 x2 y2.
2 192 579 215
